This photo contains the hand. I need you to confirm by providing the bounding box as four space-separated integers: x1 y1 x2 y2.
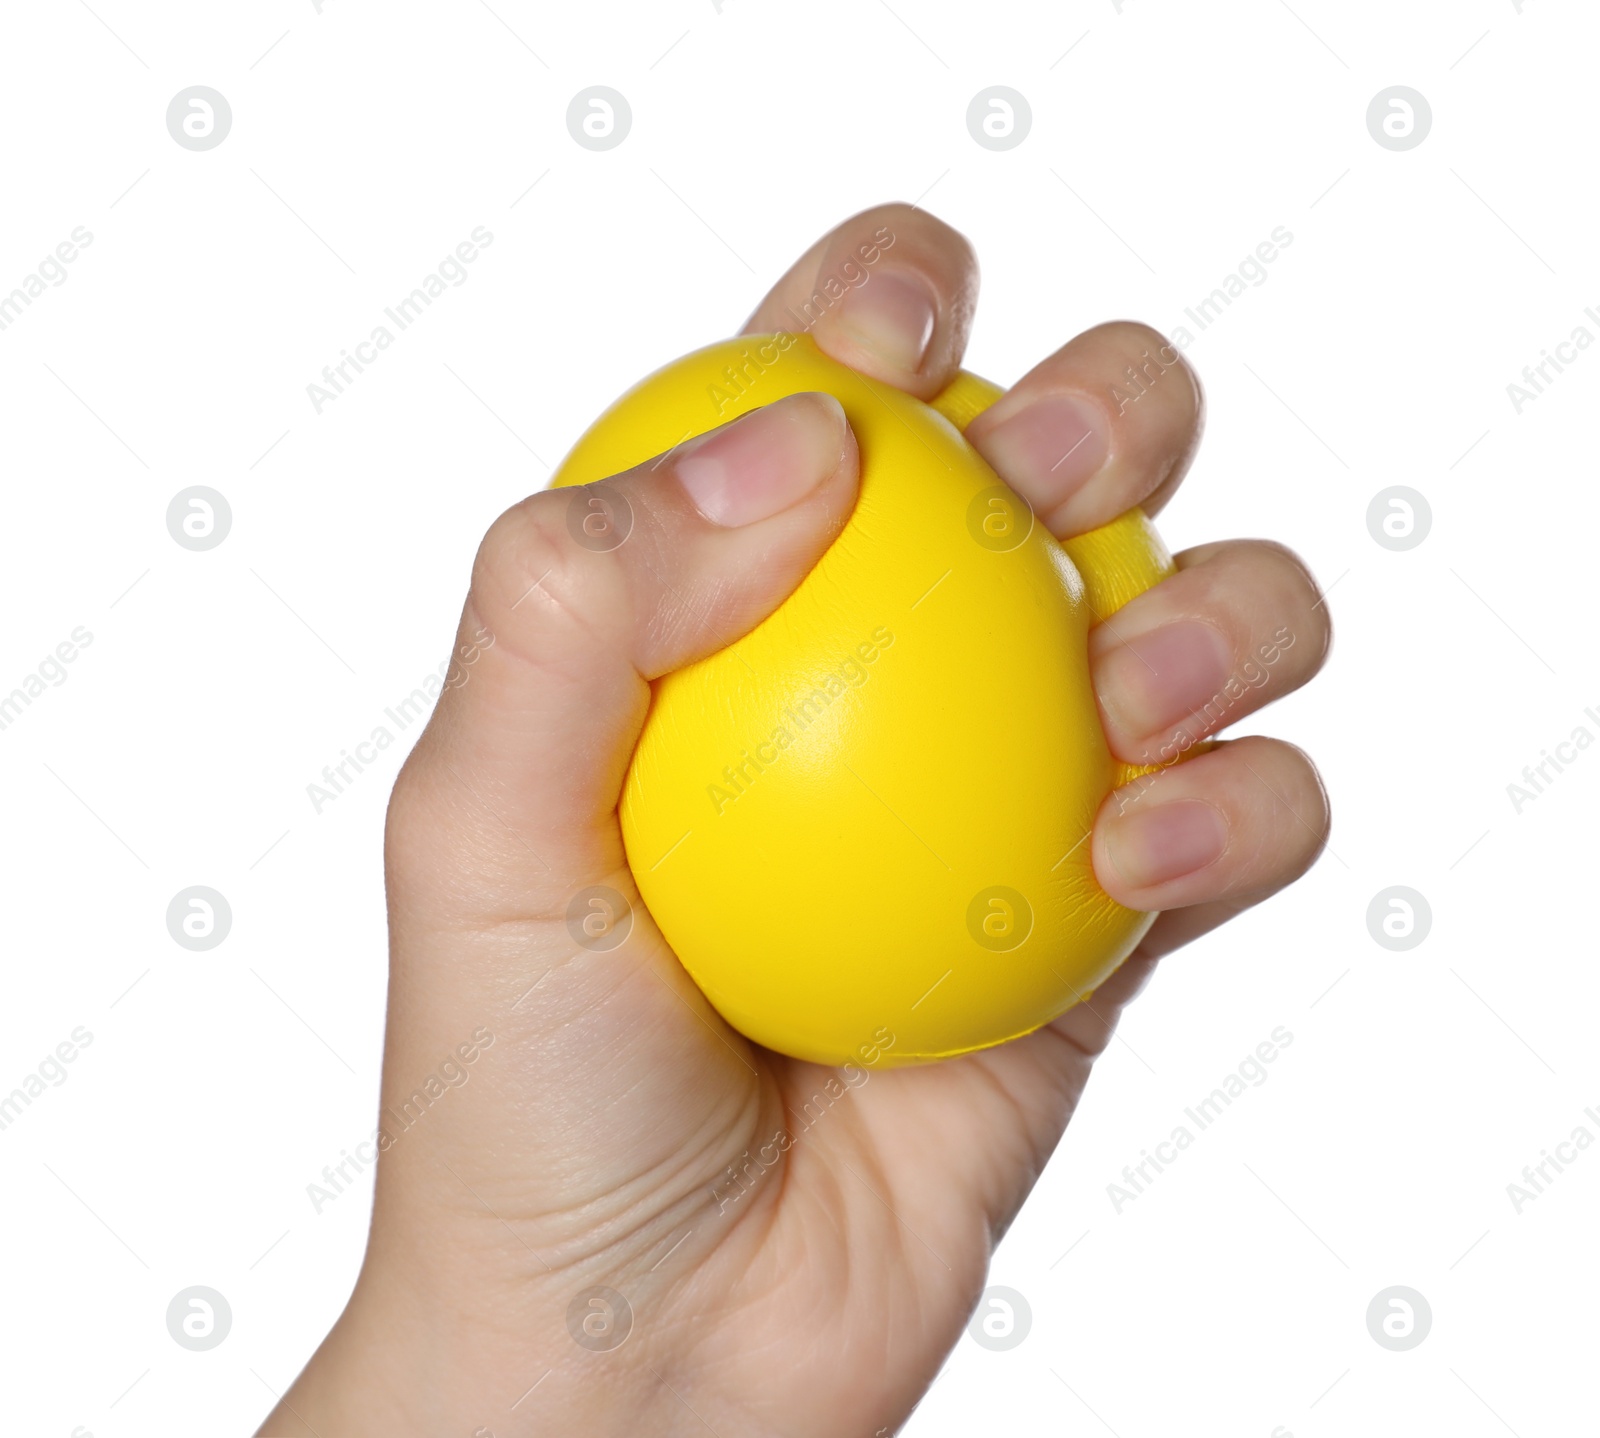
260 204 1331 1437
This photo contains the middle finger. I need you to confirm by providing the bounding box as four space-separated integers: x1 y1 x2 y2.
965 320 1204 537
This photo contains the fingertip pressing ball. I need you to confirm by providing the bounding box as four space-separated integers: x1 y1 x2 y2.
551 333 1184 1067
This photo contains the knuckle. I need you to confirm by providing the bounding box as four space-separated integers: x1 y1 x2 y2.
1092 319 1176 354
841 203 977 282
1199 541 1331 660
1262 739 1332 863
1248 538 1321 595
469 489 619 649
871 200 963 240
472 492 562 608
385 743 445 873
1083 321 1203 430
917 212 979 273
1251 541 1333 656
1288 744 1331 824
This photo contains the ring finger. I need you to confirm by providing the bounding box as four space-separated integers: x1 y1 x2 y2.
1090 538 1331 767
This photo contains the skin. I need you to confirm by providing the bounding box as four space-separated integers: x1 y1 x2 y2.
259 204 1332 1437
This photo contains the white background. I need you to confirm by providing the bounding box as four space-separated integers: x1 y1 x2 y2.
0 0 1592 1434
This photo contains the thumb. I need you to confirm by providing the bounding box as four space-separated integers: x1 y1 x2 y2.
274 394 857 1428
389 387 858 927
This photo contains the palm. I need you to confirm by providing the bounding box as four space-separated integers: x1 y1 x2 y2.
533 898 1157 1437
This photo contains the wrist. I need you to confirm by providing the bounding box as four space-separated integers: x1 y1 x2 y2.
259 1237 740 1438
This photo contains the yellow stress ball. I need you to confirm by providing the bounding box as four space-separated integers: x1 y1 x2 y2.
551 332 1179 1067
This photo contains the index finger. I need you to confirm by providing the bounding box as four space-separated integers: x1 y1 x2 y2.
741 202 979 400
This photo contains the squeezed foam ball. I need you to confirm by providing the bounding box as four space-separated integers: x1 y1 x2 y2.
552 334 1179 1066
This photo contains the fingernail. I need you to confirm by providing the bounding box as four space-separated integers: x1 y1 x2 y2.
676 392 848 528
831 270 938 374
1102 800 1228 889
1094 620 1234 744
973 392 1110 510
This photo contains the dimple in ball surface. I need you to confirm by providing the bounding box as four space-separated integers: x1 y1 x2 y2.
552 334 1179 1066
